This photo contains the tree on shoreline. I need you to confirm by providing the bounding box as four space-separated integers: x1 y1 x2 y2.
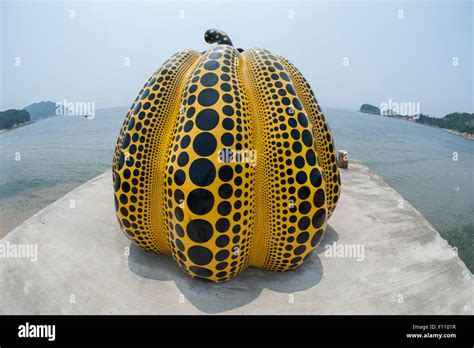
0 109 31 129
416 113 474 134
360 104 473 135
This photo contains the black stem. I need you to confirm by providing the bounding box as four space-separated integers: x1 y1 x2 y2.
204 29 233 47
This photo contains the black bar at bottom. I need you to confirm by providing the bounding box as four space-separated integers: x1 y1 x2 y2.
0 315 471 346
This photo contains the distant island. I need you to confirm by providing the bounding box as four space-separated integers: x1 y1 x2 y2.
0 101 57 130
360 104 381 115
360 104 474 140
23 101 58 122
0 109 31 130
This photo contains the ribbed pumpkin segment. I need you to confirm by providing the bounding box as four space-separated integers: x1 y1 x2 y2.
114 30 341 283
163 45 256 282
113 50 201 254
277 56 341 217
242 48 328 271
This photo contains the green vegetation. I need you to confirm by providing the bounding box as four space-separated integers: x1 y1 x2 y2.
0 101 59 131
0 109 31 129
360 104 473 135
417 113 474 134
360 104 380 115
23 101 57 121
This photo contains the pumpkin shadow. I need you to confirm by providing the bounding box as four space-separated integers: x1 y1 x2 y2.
128 225 338 314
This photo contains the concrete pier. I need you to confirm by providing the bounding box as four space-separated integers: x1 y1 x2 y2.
0 161 472 314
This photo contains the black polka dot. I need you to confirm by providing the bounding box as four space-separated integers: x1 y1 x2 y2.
188 246 213 265
311 229 324 247
174 189 184 204
299 201 311 214
209 52 222 59
298 216 310 230
297 232 309 244
216 262 228 270
121 133 131 149
280 72 290 81
312 209 326 228
218 165 234 182
222 118 234 130
216 218 230 232
293 98 303 111
189 158 216 186
221 133 234 146
127 117 135 131
310 168 322 187
297 113 308 127
174 170 186 186
122 219 130 228
222 94 233 103
193 132 217 156
119 194 128 204
218 184 233 199
302 130 313 147
133 102 142 115
222 105 234 116
175 239 185 252
180 135 191 149
114 175 121 192
198 88 219 107
215 249 229 261
184 121 193 132
295 156 305 168
296 171 307 184
291 129 300 140
217 201 232 216
204 60 219 71
286 84 296 95
306 149 316 166
187 219 214 243
221 83 231 92
117 152 125 170
196 109 219 130
187 188 214 215
201 72 218 87
177 152 189 167
186 107 195 118
290 256 302 264
175 224 185 237
121 182 130 193
313 188 325 207
188 95 196 105
172 206 183 221
216 271 227 278
294 245 306 255
297 186 310 200
216 235 230 247
190 266 213 277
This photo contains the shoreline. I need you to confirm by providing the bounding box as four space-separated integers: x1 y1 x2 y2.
0 162 472 314
358 111 474 141
0 121 34 134
438 126 474 141
1 158 472 272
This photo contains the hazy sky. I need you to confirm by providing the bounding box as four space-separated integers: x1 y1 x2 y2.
1 0 472 117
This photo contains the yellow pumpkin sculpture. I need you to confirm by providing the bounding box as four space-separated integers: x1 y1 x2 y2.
113 29 341 282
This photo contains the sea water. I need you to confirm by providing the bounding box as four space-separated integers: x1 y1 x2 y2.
0 106 472 270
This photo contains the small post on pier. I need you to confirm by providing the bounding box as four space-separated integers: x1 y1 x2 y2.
338 150 348 169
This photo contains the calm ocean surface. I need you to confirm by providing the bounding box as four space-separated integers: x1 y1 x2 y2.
0 106 472 270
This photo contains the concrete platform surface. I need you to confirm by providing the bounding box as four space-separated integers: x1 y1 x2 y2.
0 161 472 314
